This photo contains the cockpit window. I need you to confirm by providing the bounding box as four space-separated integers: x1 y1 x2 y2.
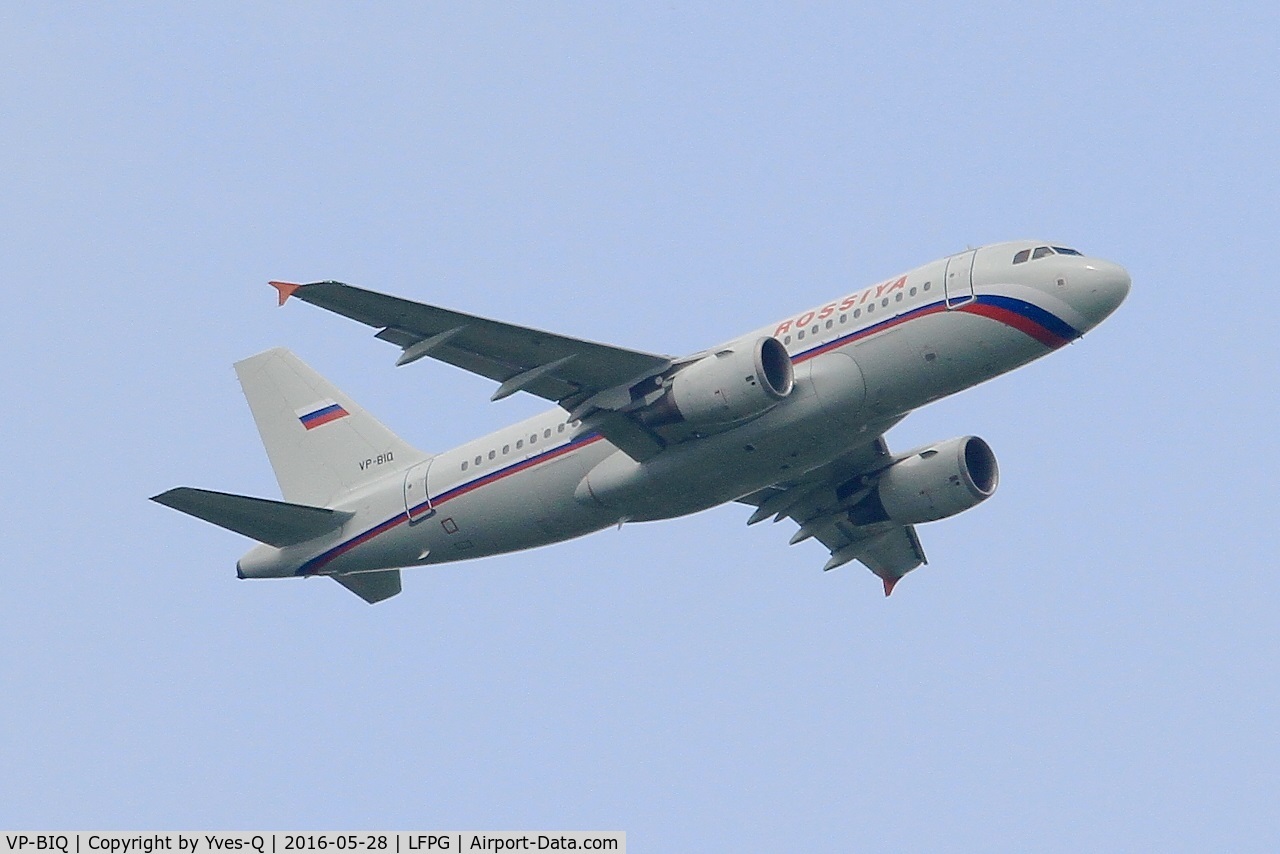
1015 244 1083 263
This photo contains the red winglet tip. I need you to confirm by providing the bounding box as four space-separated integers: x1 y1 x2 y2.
882 576 899 597
268 280 302 306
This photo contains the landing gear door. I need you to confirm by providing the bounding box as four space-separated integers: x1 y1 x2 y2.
403 459 434 522
944 249 976 308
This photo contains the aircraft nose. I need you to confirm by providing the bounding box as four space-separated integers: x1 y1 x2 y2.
1074 258 1131 327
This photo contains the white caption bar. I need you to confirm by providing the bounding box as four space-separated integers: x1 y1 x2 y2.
0 835 624 854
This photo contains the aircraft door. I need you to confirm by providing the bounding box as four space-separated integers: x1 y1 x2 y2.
944 249 977 308
403 459 435 522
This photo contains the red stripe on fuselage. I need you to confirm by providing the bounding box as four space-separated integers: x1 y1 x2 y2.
792 302 948 364
297 433 606 575
957 302 1070 349
301 293 1072 575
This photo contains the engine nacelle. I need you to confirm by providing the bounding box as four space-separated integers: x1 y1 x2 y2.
850 436 999 526
663 336 794 428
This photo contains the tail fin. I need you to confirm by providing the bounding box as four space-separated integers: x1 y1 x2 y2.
235 348 428 506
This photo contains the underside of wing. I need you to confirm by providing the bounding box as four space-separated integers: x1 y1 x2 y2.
272 280 674 460
811 525 926 596
738 436 927 595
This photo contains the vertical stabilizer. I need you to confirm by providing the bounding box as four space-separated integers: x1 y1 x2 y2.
235 348 428 506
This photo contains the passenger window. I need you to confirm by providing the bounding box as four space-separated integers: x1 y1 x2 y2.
784 335 791 344
839 314 847 323
530 434 537 443
797 330 805 339
1032 246 1053 259
1013 249 1031 264
923 281 931 290
502 444 510 454
474 455 482 466
867 303 875 313
516 439 523 449
881 298 889 307
895 292 903 302
543 429 551 438
461 461 468 471
557 424 565 433
909 287 917 296
488 450 496 460
854 308 861 318
825 319 833 329
811 325 819 334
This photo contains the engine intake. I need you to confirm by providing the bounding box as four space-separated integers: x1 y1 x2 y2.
656 336 794 429
849 436 999 526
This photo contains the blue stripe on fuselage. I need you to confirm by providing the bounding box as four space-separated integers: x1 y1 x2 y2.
299 289 1077 575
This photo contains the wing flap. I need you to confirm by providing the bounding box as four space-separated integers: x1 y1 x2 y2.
152 487 352 548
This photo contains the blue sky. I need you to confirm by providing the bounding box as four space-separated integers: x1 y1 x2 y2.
2 3 1278 850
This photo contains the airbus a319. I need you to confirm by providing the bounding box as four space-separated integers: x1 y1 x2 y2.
154 241 1129 603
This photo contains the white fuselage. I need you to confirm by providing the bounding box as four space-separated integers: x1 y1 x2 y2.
237 241 1129 579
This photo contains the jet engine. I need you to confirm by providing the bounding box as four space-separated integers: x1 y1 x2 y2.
848 436 999 526
649 337 794 429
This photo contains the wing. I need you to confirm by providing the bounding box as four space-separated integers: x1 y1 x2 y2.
270 280 674 460
738 436 927 596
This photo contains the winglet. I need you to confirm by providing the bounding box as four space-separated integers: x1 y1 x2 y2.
268 280 303 306
882 575 900 597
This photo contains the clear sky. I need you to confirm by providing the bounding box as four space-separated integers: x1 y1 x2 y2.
3 3 1278 850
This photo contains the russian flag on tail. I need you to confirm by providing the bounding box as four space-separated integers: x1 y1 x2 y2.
297 399 350 430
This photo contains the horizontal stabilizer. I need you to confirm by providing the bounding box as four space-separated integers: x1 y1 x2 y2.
333 570 402 604
152 487 352 548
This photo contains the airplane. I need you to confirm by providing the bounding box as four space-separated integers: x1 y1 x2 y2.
153 241 1129 603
